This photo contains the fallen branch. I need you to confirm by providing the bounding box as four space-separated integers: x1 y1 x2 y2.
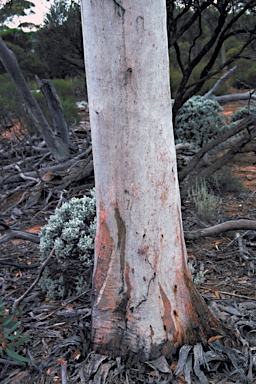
0 261 40 269
208 90 256 104
203 66 237 100
185 219 256 239
0 147 92 186
13 248 55 309
0 229 39 244
181 121 256 196
179 115 256 182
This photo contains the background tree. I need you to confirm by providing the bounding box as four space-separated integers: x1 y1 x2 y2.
166 0 256 117
0 28 48 78
81 0 227 360
0 0 35 27
0 0 49 79
35 0 84 79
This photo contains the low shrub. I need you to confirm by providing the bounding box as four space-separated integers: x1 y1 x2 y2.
174 95 224 148
0 299 30 364
188 179 221 223
210 166 244 194
231 106 256 122
39 190 96 299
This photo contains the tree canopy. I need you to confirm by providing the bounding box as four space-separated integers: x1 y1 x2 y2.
167 0 256 116
35 0 84 78
0 0 35 27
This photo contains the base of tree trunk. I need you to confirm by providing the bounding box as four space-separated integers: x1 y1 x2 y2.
91 274 235 361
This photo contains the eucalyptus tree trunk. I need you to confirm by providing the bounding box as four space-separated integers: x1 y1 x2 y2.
81 0 224 360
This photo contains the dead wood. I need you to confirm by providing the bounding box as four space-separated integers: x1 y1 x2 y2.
185 219 256 239
35 76 70 145
0 261 40 269
209 90 256 104
0 38 70 161
203 66 237 100
179 115 256 183
0 222 39 243
0 230 39 244
13 247 55 309
203 65 256 104
0 146 92 187
181 117 256 196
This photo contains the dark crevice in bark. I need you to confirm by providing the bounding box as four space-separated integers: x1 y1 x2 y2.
113 0 125 17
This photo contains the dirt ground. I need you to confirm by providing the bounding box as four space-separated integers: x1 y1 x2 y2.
1 102 256 383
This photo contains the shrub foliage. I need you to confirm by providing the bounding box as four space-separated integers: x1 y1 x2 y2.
39 190 96 299
174 95 224 147
231 105 256 122
0 299 30 364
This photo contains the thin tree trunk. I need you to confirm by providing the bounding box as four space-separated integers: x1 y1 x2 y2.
82 0 225 360
0 37 70 161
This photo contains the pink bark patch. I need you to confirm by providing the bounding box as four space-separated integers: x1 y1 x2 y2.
93 204 113 297
159 283 175 336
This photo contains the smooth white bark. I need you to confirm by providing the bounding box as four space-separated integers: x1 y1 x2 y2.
81 0 215 359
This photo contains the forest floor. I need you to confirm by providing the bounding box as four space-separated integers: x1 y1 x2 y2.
1 101 256 383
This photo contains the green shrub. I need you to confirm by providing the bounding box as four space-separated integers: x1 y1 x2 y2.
51 78 76 101
71 75 87 99
174 95 224 148
0 74 21 122
39 190 96 299
229 58 256 89
210 166 244 194
0 299 30 364
188 179 221 223
0 74 31 135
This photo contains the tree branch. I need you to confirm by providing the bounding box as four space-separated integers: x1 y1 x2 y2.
179 115 256 182
185 219 256 239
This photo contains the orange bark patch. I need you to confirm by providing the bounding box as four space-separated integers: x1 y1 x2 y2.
160 188 168 202
159 283 175 336
93 204 113 297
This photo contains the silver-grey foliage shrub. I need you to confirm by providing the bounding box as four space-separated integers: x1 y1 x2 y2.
231 106 256 122
174 95 224 147
39 189 96 299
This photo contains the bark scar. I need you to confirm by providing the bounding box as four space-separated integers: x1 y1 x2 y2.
115 207 126 278
113 0 125 17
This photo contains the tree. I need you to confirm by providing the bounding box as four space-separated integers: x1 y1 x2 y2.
166 0 256 117
35 0 84 78
0 1 49 78
0 28 49 79
0 0 35 27
81 0 226 360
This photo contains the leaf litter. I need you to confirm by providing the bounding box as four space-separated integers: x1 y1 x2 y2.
2 135 256 382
